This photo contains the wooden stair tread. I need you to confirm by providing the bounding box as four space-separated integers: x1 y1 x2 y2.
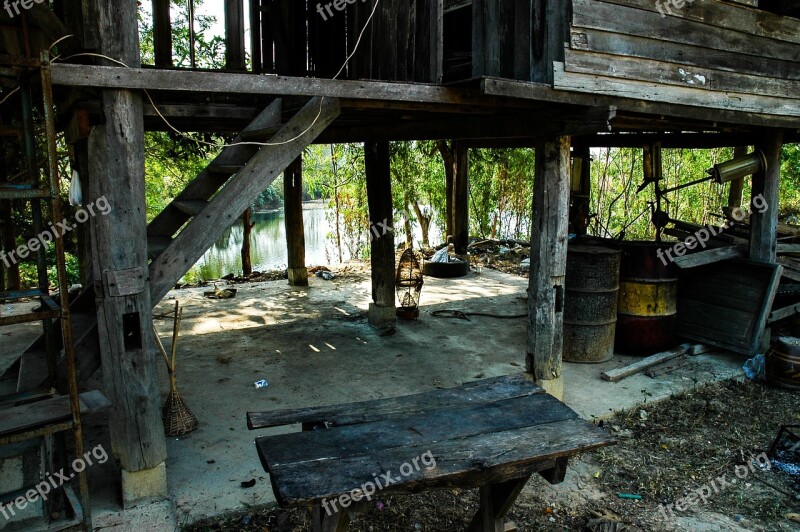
148 236 173 260
240 125 283 141
16 346 50 394
0 390 110 439
172 200 209 216
16 311 103 393
207 164 244 175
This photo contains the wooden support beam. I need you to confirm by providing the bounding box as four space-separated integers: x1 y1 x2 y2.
750 131 784 263
365 141 396 328
284 156 308 286
86 0 167 503
527 137 571 398
241 207 255 276
453 142 469 256
727 146 749 210
569 145 591 236
152 0 172 68
225 0 246 71
467 476 531 532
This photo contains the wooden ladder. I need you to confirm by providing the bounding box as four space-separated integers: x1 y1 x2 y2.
3 96 341 392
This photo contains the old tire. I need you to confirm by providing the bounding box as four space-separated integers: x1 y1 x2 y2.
423 259 469 278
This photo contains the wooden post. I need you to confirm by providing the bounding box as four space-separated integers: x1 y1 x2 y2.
365 142 396 328
750 132 782 352
750 131 783 263
250 0 263 73
241 208 255 277
453 141 469 257
225 0 246 70
527 137 571 399
727 146 749 210
284 156 308 286
87 0 167 505
152 0 172 67
569 145 591 236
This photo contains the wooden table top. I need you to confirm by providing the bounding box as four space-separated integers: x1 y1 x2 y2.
248 373 614 507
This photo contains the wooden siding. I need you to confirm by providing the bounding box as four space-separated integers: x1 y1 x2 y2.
558 0 800 118
350 0 444 83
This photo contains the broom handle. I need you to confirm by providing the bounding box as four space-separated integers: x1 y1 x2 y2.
171 302 183 373
152 322 171 371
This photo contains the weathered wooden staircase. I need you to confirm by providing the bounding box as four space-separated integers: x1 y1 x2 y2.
1 96 341 393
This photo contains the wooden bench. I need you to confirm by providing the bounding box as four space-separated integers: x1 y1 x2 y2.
247 374 613 532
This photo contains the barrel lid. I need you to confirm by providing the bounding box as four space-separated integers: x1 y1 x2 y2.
777 336 800 349
773 336 800 357
568 244 620 255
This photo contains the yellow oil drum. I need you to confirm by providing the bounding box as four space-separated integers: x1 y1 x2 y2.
563 244 620 364
615 242 679 355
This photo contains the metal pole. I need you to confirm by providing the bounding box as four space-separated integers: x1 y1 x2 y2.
41 52 91 530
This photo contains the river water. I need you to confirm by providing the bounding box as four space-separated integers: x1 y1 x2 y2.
190 202 450 280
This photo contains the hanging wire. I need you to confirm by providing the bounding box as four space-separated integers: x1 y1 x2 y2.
46 0 382 150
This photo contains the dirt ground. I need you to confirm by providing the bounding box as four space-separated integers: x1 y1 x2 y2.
181 250 799 532
184 379 799 532
178 250 798 532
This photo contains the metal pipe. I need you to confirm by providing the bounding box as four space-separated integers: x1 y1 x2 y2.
41 52 91 531
707 150 767 184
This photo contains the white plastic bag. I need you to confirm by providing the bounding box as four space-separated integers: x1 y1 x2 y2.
69 170 82 206
430 246 450 263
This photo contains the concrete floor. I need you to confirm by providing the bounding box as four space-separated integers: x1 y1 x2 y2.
0 266 746 529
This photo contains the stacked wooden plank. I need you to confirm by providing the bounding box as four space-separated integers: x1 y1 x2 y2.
559 0 800 119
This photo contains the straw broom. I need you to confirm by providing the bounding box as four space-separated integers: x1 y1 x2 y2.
153 301 198 436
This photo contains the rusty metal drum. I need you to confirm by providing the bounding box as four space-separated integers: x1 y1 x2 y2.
563 244 620 364
615 242 679 355
766 337 800 391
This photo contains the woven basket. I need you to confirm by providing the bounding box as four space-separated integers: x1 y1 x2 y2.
163 377 198 436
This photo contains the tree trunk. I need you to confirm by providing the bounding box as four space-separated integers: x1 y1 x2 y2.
241 207 254 276
404 209 413 248
452 142 469 256
437 140 455 240
412 202 431 248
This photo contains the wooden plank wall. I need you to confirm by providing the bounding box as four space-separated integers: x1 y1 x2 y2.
350 0 444 83
559 0 800 117
248 0 442 82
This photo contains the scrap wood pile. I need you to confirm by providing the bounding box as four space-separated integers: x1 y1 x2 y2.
662 214 800 346
664 214 800 270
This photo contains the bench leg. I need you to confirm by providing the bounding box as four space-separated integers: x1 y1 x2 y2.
538 457 569 485
466 475 531 532
311 503 350 532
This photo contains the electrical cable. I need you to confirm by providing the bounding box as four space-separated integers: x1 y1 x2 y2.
46 0 382 150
